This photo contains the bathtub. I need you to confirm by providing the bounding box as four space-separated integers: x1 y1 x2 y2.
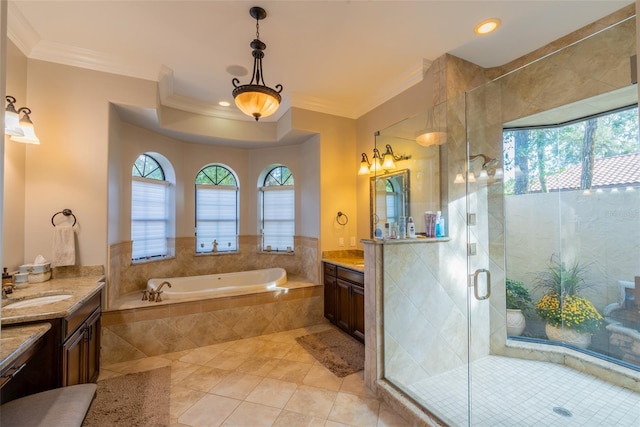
147 267 288 300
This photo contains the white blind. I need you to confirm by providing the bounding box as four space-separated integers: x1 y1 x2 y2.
196 185 238 252
262 186 294 251
131 178 169 260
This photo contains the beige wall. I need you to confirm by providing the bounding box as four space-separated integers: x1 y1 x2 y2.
3 40 27 271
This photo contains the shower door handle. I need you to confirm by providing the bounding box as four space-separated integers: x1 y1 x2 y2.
472 269 491 300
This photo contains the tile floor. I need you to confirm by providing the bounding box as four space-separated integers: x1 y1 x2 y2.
407 355 640 426
100 323 408 427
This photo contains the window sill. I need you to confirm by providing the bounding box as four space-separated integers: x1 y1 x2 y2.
195 251 239 256
259 250 295 256
131 255 175 265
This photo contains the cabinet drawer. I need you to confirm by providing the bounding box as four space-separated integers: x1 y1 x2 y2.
324 263 337 277
337 267 364 286
64 292 101 340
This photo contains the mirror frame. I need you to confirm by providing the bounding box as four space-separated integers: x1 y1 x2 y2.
370 169 410 237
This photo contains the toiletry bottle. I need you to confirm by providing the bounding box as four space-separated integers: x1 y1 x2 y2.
436 211 445 237
384 222 390 239
407 217 416 238
2 268 12 285
399 216 407 239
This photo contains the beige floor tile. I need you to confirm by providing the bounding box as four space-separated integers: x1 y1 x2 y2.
303 363 344 391
221 401 282 426
257 340 295 359
169 385 206 421
282 343 318 364
266 359 314 383
178 394 241 427
377 402 409 427
170 360 202 384
245 377 298 408
210 372 263 399
340 370 376 398
178 344 226 365
284 384 338 419
324 421 352 427
104 355 172 374
206 350 250 371
272 410 326 427
328 391 380 427
162 349 193 361
96 368 121 381
235 355 279 376
180 365 230 392
226 337 268 354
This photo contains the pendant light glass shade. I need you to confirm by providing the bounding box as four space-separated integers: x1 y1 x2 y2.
10 109 40 144
233 85 281 120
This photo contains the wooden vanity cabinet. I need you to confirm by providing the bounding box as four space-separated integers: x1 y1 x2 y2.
62 292 101 386
323 262 365 343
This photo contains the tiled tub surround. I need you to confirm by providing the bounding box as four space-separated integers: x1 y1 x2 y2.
107 235 318 308
101 279 325 366
103 235 322 365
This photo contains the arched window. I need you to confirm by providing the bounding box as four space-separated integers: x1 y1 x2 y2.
131 153 170 261
195 164 239 253
260 165 295 252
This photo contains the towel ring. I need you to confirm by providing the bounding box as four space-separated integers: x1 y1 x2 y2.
51 209 77 227
336 211 348 226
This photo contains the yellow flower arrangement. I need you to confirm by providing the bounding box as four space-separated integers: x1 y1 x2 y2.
535 293 603 334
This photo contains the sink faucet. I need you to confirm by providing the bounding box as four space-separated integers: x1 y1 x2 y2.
2 283 15 299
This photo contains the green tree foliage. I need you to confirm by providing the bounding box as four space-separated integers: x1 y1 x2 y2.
503 106 639 195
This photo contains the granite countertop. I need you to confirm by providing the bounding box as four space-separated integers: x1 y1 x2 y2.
0 323 51 373
322 251 365 273
1 275 105 325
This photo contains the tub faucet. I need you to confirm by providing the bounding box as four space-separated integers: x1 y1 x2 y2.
148 281 171 302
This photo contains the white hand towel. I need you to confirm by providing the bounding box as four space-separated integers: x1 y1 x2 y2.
52 223 76 266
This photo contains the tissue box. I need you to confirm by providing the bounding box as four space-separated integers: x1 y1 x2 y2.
19 262 51 274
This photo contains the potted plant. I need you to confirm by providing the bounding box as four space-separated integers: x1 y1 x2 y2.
506 278 532 336
534 257 603 348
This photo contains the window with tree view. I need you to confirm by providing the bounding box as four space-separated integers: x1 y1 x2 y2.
503 105 639 194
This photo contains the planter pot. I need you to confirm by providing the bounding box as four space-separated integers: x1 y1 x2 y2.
545 323 591 348
506 309 526 336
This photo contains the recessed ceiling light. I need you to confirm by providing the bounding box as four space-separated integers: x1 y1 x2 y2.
474 18 501 35
219 101 231 107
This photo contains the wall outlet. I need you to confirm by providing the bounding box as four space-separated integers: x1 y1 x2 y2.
339 237 344 246
350 236 356 246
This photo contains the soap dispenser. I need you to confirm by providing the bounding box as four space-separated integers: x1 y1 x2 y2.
407 217 416 238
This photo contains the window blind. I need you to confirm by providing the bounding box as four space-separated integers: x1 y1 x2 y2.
262 186 294 251
131 178 169 260
196 185 238 252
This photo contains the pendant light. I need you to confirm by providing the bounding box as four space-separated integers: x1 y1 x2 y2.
232 6 283 121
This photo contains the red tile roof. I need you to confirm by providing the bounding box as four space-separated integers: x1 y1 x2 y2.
529 153 640 192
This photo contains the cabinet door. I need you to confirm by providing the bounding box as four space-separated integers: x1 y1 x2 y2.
336 279 351 333
62 326 85 386
86 308 101 383
351 285 365 343
324 275 337 323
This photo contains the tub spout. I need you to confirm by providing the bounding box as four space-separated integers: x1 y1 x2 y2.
157 281 172 292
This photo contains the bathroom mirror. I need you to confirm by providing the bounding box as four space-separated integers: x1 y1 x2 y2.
370 169 410 236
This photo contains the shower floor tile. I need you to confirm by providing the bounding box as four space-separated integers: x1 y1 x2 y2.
407 355 640 426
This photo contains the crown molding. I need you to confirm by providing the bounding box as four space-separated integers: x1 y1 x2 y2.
7 2 40 56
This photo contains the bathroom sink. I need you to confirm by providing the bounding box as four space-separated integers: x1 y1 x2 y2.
4 294 73 309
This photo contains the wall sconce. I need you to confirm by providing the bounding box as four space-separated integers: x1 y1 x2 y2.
470 153 501 181
358 144 411 175
5 96 40 144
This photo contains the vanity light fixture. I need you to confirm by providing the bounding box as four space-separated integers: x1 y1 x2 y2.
474 18 501 35
358 144 411 175
470 153 502 181
4 96 40 144
231 6 283 121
